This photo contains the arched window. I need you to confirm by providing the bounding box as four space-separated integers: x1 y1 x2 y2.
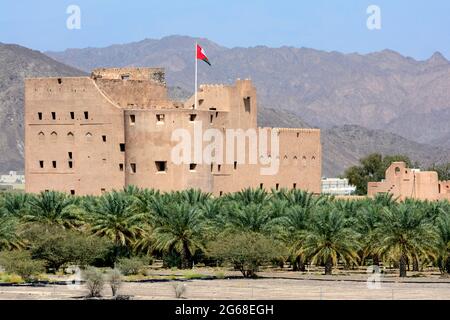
67 132 74 142
38 131 45 141
86 132 93 142
50 131 57 142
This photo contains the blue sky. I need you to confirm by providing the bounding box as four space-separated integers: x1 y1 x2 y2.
0 0 449 59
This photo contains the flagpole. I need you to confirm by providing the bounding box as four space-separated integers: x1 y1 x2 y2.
194 41 198 110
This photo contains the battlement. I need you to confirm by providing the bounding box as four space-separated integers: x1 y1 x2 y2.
91 67 166 85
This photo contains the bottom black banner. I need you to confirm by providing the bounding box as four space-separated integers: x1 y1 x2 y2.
0 300 447 319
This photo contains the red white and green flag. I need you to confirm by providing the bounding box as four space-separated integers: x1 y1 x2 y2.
196 44 211 66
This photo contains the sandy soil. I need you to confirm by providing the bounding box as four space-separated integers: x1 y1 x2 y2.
1 274 449 300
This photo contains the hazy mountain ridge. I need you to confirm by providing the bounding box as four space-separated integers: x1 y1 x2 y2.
46 35 450 146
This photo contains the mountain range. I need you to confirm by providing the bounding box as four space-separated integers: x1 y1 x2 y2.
0 35 449 177
47 35 450 147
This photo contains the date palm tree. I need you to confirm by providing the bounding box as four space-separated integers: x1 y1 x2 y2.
435 212 450 274
0 216 25 250
375 203 439 277
87 191 146 258
1 192 32 218
24 191 82 229
151 202 209 269
299 207 360 275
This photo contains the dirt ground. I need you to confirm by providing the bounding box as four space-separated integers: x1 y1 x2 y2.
1 268 449 300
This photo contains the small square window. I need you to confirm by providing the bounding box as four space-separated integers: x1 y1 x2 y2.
70 112 75 120
84 111 89 120
189 163 197 172
51 112 56 120
155 161 167 172
39 160 44 168
102 135 107 142
189 114 197 122
156 114 165 123
119 163 124 172
129 115 136 125
120 143 125 152
52 161 57 169
70 190 75 195
130 163 136 173
38 112 42 120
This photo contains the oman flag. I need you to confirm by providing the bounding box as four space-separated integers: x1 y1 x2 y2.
196 44 211 66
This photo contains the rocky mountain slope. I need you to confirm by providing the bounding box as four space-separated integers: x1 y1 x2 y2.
0 43 86 173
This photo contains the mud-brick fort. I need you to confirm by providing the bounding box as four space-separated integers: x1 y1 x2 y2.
25 68 322 196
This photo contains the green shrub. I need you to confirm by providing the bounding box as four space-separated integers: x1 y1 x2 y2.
24 225 111 272
207 232 287 278
0 251 45 282
115 257 147 276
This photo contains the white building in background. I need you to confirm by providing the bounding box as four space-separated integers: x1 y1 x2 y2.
321 178 356 196
0 171 25 184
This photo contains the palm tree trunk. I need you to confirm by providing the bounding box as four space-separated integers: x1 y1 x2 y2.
181 241 191 269
399 254 407 277
445 257 450 274
324 257 333 275
412 256 419 272
373 254 380 266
